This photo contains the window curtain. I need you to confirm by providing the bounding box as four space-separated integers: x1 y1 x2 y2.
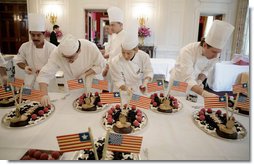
231 0 249 58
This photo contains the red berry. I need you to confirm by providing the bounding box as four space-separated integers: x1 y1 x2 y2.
115 104 120 109
107 109 113 115
199 111 204 116
47 105 51 109
131 105 136 110
107 117 113 123
136 109 142 114
150 99 154 104
160 93 164 97
136 112 142 117
200 108 206 113
51 151 60 159
33 150 42 159
31 114 37 120
82 93 86 98
21 155 31 160
43 107 49 113
28 149 37 157
107 114 112 119
150 95 155 99
97 102 102 107
216 110 222 115
38 110 44 116
95 92 99 96
153 102 157 107
124 104 128 109
199 115 205 121
223 113 227 118
133 120 140 127
154 93 158 97
207 108 212 113
136 116 142 122
40 153 49 160
110 107 115 112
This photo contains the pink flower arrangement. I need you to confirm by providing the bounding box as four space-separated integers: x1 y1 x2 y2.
138 26 151 38
44 30 63 38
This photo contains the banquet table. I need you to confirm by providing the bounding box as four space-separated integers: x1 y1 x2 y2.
207 61 249 92
0 90 250 160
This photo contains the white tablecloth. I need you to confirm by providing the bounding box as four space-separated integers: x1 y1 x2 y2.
150 58 176 82
207 61 249 92
0 90 250 160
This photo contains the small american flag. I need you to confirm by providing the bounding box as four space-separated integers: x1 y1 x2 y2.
171 80 188 93
67 78 84 90
57 132 92 153
147 80 164 93
22 88 46 102
233 83 248 95
108 133 143 154
236 94 249 110
0 86 13 99
100 92 120 104
204 96 226 108
92 79 108 91
130 94 151 110
10 78 24 88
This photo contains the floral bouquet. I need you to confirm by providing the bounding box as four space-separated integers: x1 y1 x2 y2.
44 30 63 38
138 26 151 38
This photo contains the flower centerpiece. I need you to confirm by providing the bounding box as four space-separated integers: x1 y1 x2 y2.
138 26 151 46
44 30 63 38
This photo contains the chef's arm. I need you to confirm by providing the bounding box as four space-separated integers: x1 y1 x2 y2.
84 69 96 77
39 82 49 95
191 85 203 95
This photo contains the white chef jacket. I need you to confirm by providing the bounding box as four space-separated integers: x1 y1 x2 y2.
109 50 153 95
37 39 105 85
170 42 219 90
14 40 56 89
108 30 125 62
0 54 7 67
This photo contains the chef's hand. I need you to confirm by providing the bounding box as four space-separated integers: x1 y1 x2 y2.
25 66 33 74
201 90 218 97
197 80 204 89
41 95 51 107
139 79 149 93
102 64 109 77
2 75 8 86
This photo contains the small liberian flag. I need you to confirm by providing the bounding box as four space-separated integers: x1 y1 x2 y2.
129 94 151 110
57 132 92 153
108 133 143 154
91 79 108 91
233 83 248 95
0 86 13 99
67 78 84 90
236 94 249 110
9 78 24 88
171 80 188 93
100 92 121 104
147 80 164 93
204 96 226 108
22 88 46 102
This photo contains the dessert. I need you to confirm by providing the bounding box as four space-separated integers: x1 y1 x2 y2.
150 93 182 113
74 137 140 160
73 92 104 112
102 104 147 134
2 101 54 128
193 108 246 140
20 149 62 160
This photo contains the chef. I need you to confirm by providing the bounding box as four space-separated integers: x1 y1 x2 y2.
0 54 8 86
102 6 126 91
169 20 234 97
14 13 56 89
37 34 105 106
109 20 153 95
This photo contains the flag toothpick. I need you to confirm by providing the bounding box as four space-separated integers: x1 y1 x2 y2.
102 130 110 160
88 127 98 160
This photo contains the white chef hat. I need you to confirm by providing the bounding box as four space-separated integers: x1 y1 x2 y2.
58 34 79 56
28 13 46 31
107 6 124 24
205 20 234 49
122 19 139 50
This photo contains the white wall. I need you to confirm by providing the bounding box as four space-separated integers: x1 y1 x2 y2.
27 0 238 60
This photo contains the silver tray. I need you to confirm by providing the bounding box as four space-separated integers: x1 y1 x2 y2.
192 110 247 141
72 137 141 160
101 104 148 135
72 97 109 113
2 101 55 128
